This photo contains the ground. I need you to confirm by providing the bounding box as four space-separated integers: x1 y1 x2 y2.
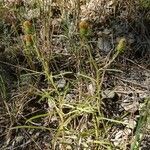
0 0 150 150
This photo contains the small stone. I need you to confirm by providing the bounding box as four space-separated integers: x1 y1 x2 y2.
56 78 66 88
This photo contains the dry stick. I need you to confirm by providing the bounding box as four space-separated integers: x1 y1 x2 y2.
0 60 43 74
113 76 148 90
97 50 118 137
116 54 149 91
99 50 119 90
121 56 150 72
103 51 119 69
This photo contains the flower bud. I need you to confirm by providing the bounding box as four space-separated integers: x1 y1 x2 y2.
116 38 127 53
79 20 89 38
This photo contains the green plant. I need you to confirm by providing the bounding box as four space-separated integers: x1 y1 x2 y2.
0 0 149 149
140 0 150 9
131 98 150 150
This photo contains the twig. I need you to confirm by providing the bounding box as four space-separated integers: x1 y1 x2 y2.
113 76 148 90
